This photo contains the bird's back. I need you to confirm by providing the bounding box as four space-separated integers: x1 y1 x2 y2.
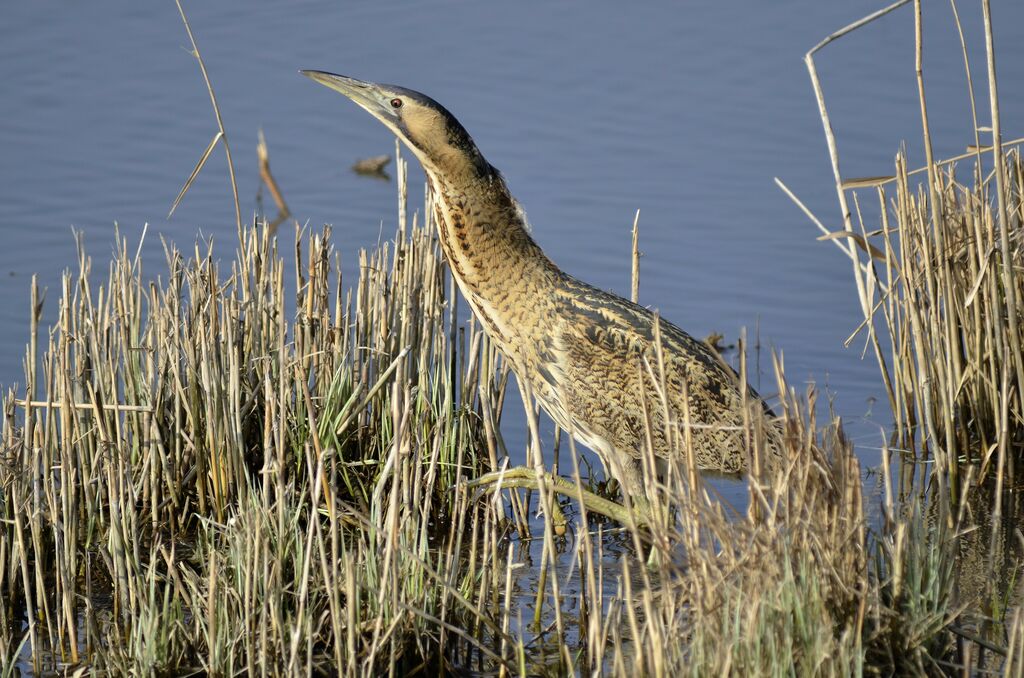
523 273 779 478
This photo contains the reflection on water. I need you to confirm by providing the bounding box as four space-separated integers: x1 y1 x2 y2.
860 455 1024 672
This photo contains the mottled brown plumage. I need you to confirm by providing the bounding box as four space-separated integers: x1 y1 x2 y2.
303 71 781 504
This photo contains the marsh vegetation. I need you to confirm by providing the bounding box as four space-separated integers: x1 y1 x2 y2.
3 1 1024 675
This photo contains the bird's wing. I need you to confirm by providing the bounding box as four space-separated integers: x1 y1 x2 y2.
548 276 770 471
559 275 776 407
554 276 739 392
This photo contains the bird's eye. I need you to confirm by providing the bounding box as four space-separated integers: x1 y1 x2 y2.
390 98 403 109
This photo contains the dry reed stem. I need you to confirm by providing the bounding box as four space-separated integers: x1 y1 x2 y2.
169 0 241 235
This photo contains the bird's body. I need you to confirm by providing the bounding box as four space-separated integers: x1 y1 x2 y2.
303 71 781 503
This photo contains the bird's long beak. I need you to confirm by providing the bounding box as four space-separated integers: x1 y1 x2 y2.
300 70 398 126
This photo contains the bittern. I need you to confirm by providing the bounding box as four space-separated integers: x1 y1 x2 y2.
302 71 782 523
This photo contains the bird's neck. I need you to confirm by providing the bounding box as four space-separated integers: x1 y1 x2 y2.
430 168 554 281
428 167 559 357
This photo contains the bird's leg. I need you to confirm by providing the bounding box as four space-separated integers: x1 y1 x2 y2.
465 467 649 527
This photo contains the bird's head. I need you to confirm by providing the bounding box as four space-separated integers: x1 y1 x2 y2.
301 70 489 181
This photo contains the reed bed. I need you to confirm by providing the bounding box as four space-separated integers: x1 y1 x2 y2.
788 0 1024 499
836 143 1024 498
0 169 976 674
0 162 524 673
774 0 1024 671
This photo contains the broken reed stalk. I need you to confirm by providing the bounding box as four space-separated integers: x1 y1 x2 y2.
169 0 241 235
630 209 640 304
257 130 293 235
